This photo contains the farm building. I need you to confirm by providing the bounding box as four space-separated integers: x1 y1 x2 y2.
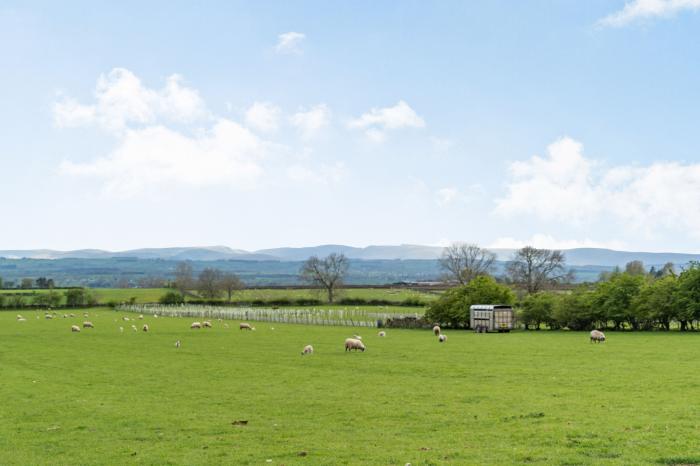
469 305 515 333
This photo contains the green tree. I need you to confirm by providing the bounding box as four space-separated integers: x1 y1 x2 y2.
633 275 678 330
64 288 95 307
676 262 700 331
34 291 62 308
552 287 597 330
425 276 515 328
593 273 645 330
520 292 557 330
20 278 33 289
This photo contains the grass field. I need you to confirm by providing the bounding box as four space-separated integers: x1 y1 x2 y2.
2 310 699 465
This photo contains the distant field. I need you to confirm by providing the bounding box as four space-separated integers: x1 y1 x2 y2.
1 310 698 464
0 287 436 306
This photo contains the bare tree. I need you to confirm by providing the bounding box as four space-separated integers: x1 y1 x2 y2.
299 253 349 303
506 246 570 293
625 260 646 276
197 268 223 299
438 243 497 284
173 261 194 295
219 272 244 302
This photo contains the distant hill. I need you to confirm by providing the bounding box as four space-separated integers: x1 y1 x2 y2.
1 244 700 268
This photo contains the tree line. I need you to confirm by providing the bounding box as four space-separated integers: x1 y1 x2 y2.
429 242 700 331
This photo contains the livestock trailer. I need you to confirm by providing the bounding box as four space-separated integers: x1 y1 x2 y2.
469 305 515 333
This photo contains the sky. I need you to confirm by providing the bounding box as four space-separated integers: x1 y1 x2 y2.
2 0 700 253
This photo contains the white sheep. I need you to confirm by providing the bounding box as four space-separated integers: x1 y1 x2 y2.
203 321 212 328
83 313 89 318
123 316 130 321
142 324 149 332
45 314 54 320
16 314 22 319
590 329 606 343
71 325 81 332
131 325 137 331
17 317 26 322
191 322 202 329
239 322 252 330
69 313 75 317
378 331 386 337
138 315 144 319
62 314 68 318
345 338 366 352
175 340 181 348
439 334 447 343
433 325 441 336
301 344 314 355
83 321 94 328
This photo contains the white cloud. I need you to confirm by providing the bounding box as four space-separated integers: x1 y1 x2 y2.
60 120 265 198
496 136 700 240
286 162 345 185
489 235 627 251
348 100 425 141
275 31 305 54
290 104 331 140
244 102 281 133
435 185 483 207
52 68 208 132
598 0 700 27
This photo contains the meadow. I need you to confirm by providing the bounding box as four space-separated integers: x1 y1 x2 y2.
1 309 699 465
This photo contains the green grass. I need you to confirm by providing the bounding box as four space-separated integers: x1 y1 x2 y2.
2 310 698 465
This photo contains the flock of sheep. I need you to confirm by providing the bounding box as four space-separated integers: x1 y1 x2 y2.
15 312 608 350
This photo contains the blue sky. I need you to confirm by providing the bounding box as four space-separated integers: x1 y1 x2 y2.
2 0 700 252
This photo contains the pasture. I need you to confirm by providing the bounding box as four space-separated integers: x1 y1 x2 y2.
1 310 698 465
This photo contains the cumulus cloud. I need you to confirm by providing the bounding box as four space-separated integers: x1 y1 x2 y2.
59 120 265 198
244 102 281 133
53 68 208 131
495 136 700 239
290 104 331 140
598 0 700 27
348 100 425 141
275 31 305 54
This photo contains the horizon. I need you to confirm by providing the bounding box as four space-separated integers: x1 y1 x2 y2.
4 1 700 252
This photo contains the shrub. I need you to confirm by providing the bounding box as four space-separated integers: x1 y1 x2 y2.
159 291 185 305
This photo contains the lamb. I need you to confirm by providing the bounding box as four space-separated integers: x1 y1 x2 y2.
590 329 606 343
345 338 366 352
301 344 314 355
439 334 447 343
83 321 94 328
191 322 202 329
142 324 149 332
239 323 252 330
71 325 81 332
433 325 441 336
378 331 386 337
203 321 212 328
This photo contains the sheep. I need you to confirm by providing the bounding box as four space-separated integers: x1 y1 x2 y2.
122 316 130 321
590 329 606 343
345 338 366 352
45 314 54 320
17 317 26 322
301 344 314 355
131 325 137 332
83 313 89 318
142 324 149 332
439 334 447 343
378 331 386 337
433 325 441 336
191 322 202 329
119 326 124 332
239 323 252 330
83 321 94 328
62 314 68 318
71 325 81 332
138 315 144 320
175 340 181 348
16 315 23 320
154 314 158 319
203 321 212 328
69 313 75 317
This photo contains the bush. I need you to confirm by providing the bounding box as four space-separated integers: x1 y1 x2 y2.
159 291 185 305
425 276 515 328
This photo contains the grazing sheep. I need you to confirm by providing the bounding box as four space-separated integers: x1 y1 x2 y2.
175 340 181 348
301 344 314 355
71 325 81 332
590 329 606 343
69 313 75 317
83 313 89 318
154 315 158 319
16 315 23 320
123 317 130 321
378 331 386 337
131 325 137 331
45 314 53 320
138 315 144 319
83 321 94 328
191 322 202 329
433 325 441 336
142 324 149 332
345 338 366 352
17 317 26 322
203 321 212 328
239 323 252 330
439 334 447 343
62 314 68 318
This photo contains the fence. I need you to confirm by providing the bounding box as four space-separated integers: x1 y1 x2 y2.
117 304 422 328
